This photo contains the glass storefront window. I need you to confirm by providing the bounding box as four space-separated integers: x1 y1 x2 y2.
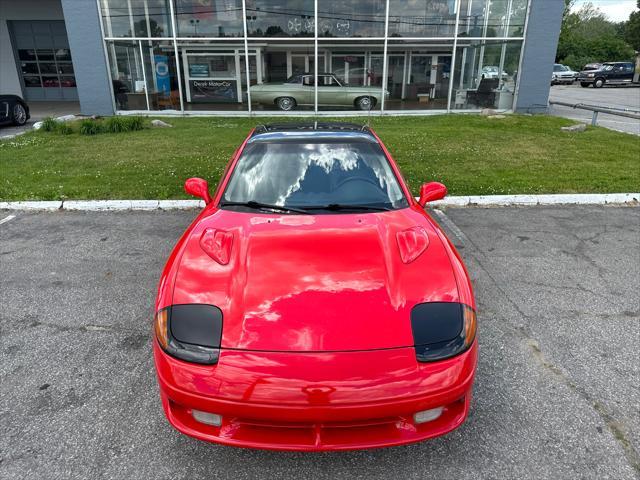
458 0 512 37
107 40 147 109
385 40 453 111
178 41 250 111
175 0 244 37
318 0 385 37
246 0 314 37
106 40 180 110
388 0 457 38
508 0 528 37
450 39 521 110
317 40 383 111
101 0 172 37
101 0 529 113
248 40 315 111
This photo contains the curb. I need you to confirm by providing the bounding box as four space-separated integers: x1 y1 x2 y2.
0 194 637 212
0 200 205 211
430 193 639 207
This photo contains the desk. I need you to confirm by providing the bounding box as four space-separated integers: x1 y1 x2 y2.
125 92 158 110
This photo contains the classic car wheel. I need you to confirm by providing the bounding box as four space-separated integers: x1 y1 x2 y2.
355 96 375 111
12 103 28 126
593 78 605 88
276 97 296 111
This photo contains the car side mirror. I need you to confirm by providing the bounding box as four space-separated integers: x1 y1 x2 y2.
418 182 447 207
184 177 212 204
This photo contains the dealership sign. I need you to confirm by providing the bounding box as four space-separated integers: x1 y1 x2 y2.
190 79 237 102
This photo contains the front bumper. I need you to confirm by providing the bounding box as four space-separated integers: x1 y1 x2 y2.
154 340 477 450
553 76 575 83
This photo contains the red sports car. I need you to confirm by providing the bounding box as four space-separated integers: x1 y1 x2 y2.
153 122 477 451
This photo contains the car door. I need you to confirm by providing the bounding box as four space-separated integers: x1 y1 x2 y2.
317 75 346 107
296 75 315 106
609 64 627 84
621 63 635 83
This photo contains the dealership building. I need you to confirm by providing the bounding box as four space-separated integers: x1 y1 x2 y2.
0 0 563 116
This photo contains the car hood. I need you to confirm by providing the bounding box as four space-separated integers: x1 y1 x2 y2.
172 207 459 352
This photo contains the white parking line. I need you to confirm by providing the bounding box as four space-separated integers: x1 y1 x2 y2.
0 214 16 225
432 209 469 245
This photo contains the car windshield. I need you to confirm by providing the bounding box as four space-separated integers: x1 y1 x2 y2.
554 65 568 72
285 74 303 84
221 141 409 213
602 65 614 71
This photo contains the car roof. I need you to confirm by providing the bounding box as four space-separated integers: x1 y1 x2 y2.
249 122 377 144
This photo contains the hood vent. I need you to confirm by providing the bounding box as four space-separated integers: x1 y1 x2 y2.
396 226 429 264
200 228 233 265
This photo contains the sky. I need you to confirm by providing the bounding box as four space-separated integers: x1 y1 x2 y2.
573 0 638 22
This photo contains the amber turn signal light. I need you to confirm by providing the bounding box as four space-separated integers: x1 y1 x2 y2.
154 308 169 350
462 304 477 349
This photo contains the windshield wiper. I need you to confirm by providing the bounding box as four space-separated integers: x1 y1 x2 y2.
301 204 391 212
220 200 310 214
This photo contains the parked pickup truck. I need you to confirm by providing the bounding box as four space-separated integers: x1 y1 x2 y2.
551 64 577 85
577 62 637 88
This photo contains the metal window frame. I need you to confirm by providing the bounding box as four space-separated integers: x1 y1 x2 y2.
446 0 462 112
96 0 532 116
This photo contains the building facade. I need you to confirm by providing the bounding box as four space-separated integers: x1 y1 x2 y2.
0 0 564 116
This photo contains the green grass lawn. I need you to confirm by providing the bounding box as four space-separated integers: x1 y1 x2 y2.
1 114 638 201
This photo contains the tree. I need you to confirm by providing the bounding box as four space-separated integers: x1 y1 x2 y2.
556 1 635 70
622 0 640 51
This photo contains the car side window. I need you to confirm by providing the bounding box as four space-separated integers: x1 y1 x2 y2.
303 76 315 87
321 76 341 87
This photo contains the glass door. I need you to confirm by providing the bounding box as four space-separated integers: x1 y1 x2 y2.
406 53 432 100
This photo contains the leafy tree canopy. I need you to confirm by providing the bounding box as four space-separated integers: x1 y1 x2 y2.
557 0 636 71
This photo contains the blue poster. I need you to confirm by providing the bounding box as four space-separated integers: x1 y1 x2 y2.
154 55 170 96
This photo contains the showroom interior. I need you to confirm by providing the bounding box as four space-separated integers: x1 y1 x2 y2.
100 0 528 113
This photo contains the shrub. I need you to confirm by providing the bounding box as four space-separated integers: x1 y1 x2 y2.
104 116 127 133
104 115 145 133
127 116 144 131
40 117 58 132
56 123 73 135
80 119 102 135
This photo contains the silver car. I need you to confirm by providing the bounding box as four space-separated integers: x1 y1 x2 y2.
551 64 577 85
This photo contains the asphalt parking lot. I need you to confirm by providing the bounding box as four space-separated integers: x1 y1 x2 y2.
549 83 640 135
1 206 638 479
